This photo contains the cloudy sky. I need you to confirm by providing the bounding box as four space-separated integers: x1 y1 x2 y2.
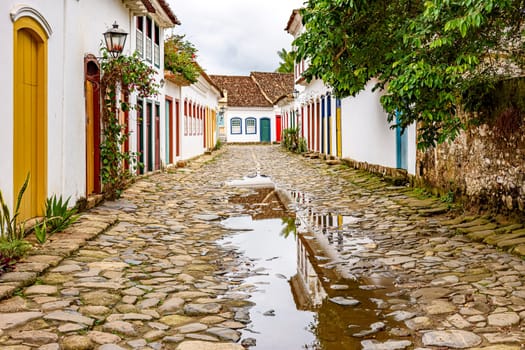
167 0 305 76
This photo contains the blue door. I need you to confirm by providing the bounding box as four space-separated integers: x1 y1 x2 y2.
396 112 408 170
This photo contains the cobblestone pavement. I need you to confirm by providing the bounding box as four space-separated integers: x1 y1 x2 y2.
0 144 524 350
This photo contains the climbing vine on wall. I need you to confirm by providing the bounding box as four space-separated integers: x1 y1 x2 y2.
100 48 158 200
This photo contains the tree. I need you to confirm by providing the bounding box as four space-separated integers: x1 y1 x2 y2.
294 0 525 149
276 48 295 73
164 34 200 84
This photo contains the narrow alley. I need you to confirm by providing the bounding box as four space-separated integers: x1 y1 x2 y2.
0 145 524 350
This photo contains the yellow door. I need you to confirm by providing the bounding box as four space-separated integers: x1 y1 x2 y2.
14 18 48 220
336 99 342 158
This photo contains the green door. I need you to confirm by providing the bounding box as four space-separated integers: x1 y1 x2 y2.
260 118 271 142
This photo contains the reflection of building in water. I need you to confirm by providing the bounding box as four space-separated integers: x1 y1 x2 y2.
229 186 292 220
290 234 327 310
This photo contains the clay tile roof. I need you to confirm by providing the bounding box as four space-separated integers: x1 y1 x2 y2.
210 75 273 108
141 0 180 26
157 0 181 25
251 72 294 104
285 9 301 32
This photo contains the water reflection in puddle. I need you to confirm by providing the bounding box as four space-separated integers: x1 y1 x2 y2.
219 187 408 349
221 216 317 349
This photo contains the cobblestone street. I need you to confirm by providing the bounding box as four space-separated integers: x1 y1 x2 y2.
0 145 524 350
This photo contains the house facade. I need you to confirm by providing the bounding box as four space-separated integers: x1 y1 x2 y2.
0 0 185 220
179 71 221 160
285 9 417 175
211 72 293 143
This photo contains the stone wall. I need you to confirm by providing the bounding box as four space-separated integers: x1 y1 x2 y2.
418 119 525 214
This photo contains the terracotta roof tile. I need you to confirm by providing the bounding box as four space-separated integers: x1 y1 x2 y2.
157 0 181 25
251 72 294 104
210 75 273 108
141 0 180 26
285 9 301 32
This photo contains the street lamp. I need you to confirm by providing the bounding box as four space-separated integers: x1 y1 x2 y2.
104 21 128 58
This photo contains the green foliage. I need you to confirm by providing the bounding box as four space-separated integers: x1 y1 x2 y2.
280 216 297 239
34 220 47 245
0 173 29 242
294 0 525 149
44 195 79 234
100 48 158 200
164 34 200 84
214 138 223 150
0 174 32 260
282 128 308 153
276 48 295 73
441 191 455 204
0 239 31 259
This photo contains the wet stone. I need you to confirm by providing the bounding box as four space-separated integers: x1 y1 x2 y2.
422 330 482 348
206 327 241 342
175 340 244 350
329 296 360 306
184 303 222 315
177 323 208 334
361 339 412 350
405 316 432 330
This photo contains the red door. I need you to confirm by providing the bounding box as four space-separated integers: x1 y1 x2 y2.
276 115 282 142
175 100 180 157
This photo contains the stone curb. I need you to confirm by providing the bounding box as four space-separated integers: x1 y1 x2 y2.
298 148 525 259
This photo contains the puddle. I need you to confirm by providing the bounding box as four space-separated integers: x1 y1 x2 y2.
220 185 408 349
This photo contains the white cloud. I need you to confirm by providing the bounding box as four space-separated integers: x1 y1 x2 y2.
167 0 305 75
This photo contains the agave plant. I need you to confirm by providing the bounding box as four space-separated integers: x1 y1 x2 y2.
0 173 30 242
0 173 32 260
44 195 79 234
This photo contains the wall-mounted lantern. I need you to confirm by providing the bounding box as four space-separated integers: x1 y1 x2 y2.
104 21 128 58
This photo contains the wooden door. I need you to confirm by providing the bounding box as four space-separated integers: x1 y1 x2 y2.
14 18 47 220
336 98 342 158
165 97 173 165
275 115 282 142
146 101 153 172
155 103 160 170
137 99 144 174
175 100 180 157
260 118 271 142
85 57 101 195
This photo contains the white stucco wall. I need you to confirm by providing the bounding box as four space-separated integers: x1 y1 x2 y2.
340 80 397 168
64 0 130 200
0 0 143 210
225 108 276 143
180 75 220 160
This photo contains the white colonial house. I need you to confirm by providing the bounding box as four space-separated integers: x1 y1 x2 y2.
164 68 221 162
0 0 179 220
210 72 294 143
285 9 417 175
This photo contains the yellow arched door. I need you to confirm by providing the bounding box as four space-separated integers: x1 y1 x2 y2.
13 17 48 220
